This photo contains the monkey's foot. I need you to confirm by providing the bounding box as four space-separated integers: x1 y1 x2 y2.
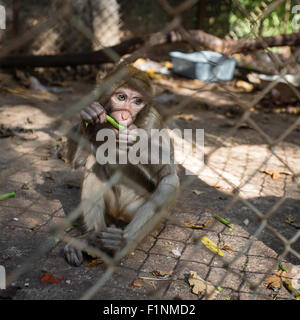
64 243 85 267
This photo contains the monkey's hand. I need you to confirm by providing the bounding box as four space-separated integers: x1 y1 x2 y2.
98 226 127 252
117 126 138 151
80 102 107 124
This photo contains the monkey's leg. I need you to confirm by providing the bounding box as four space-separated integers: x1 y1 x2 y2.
64 155 107 266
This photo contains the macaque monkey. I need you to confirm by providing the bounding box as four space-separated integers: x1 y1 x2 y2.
64 64 179 266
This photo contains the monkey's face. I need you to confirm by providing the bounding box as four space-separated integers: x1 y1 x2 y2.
108 87 146 127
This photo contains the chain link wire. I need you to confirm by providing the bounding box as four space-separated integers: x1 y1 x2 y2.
0 0 299 300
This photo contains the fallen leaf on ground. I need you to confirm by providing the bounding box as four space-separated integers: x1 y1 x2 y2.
214 214 232 228
192 189 205 196
129 279 144 288
183 218 213 230
183 221 204 229
201 236 224 256
176 114 197 121
41 273 62 284
285 217 300 229
86 258 104 268
236 80 254 92
264 270 286 291
152 269 173 278
260 169 282 180
220 245 233 253
188 271 218 300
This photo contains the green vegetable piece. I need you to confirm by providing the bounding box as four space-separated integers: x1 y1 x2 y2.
214 214 232 228
54 236 60 243
85 121 89 128
279 264 288 273
106 115 125 130
0 192 16 201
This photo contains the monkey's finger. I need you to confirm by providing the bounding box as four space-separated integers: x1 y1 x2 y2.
90 103 106 122
64 244 83 267
100 239 122 251
80 110 93 122
105 226 124 234
100 231 122 240
86 106 100 123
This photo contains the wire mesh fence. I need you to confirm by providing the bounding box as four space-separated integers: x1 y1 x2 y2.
0 0 299 301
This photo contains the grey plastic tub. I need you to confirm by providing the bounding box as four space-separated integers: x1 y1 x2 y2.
170 51 237 82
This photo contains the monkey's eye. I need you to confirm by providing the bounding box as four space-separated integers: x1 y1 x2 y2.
117 94 126 101
135 98 143 105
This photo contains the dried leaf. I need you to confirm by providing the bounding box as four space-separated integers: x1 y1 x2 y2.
129 279 144 288
183 218 213 230
264 270 286 291
220 245 233 253
164 61 173 69
188 271 218 300
260 169 281 180
152 269 173 278
177 114 197 121
183 221 204 229
236 80 254 92
192 189 205 196
86 258 104 268
285 216 294 224
41 273 62 284
201 237 224 256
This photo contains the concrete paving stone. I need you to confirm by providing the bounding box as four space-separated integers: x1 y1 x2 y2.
120 249 148 270
164 279 198 300
206 267 243 291
240 271 285 299
245 256 280 273
159 224 192 242
174 260 210 280
187 229 219 245
136 270 171 298
6 210 50 230
248 240 279 258
150 239 185 256
104 267 140 291
238 292 272 300
181 243 216 265
213 253 247 270
136 235 156 252
28 200 62 215
0 206 23 225
140 254 177 274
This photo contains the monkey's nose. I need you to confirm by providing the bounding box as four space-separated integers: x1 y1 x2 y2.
121 111 130 120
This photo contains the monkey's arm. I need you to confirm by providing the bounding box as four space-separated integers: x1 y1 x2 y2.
99 171 179 252
125 172 179 240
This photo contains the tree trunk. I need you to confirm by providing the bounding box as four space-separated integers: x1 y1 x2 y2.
1 30 299 68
